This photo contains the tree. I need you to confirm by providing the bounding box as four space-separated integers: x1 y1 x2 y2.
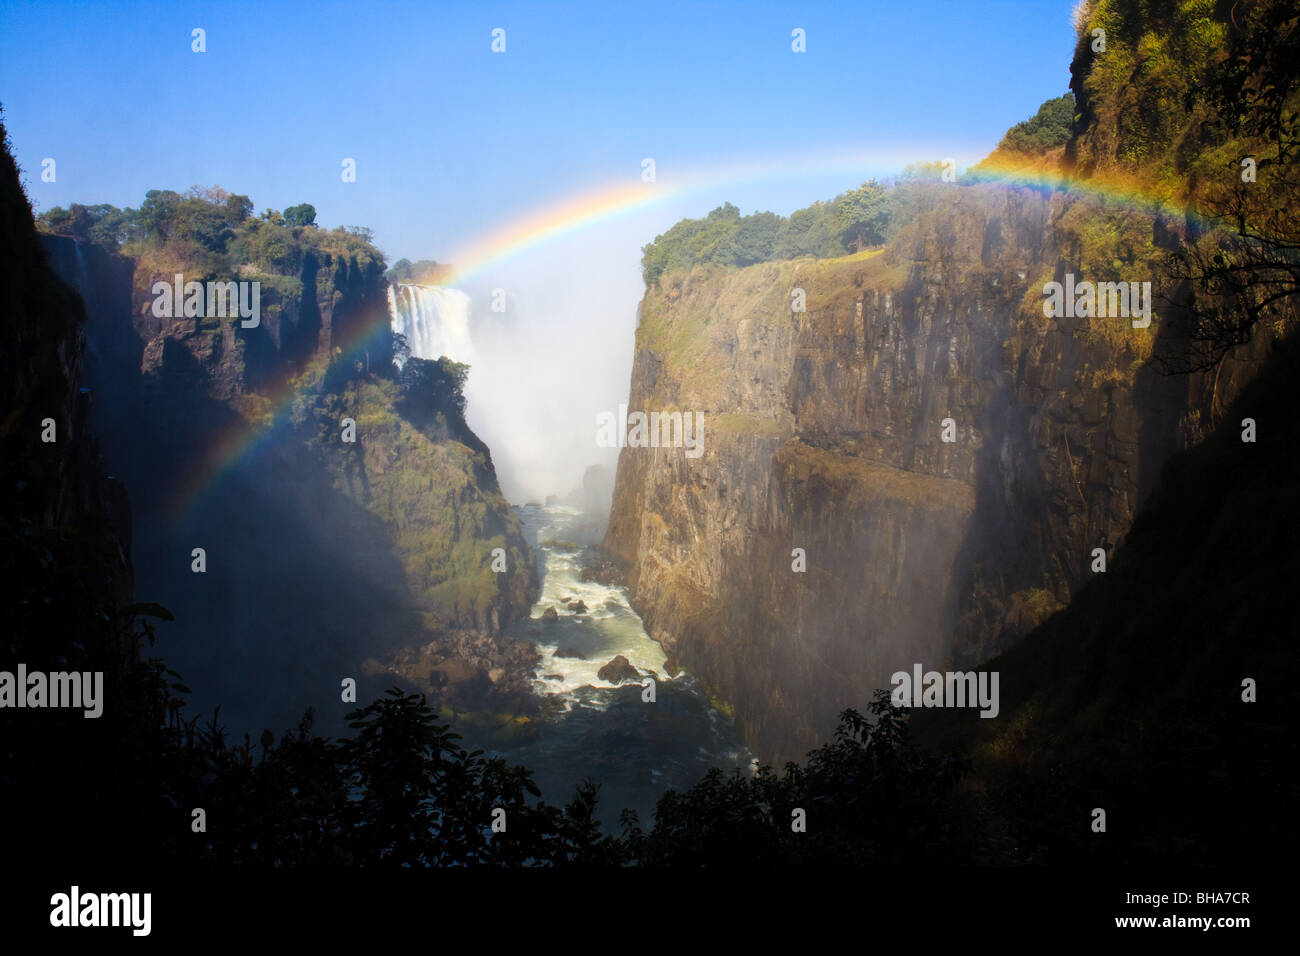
775 201 841 259
284 203 317 228
995 93 1075 155
734 210 781 265
388 258 414 282
136 189 182 240
1156 3 1300 372
224 193 253 224
398 355 470 426
835 180 890 251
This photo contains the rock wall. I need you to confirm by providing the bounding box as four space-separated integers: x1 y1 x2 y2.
3 183 132 613
605 184 1269 763
40 233 539 736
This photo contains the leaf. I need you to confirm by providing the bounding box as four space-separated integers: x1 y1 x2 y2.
124 601 175 621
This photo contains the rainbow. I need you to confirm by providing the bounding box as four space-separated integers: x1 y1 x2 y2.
172 145 1212 521
968 151 1208 225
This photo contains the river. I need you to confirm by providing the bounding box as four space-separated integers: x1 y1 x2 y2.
494 502 754 833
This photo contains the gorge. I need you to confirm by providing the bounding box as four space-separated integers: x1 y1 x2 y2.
5 0 1297 873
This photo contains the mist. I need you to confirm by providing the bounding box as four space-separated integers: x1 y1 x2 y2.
450 218 657 505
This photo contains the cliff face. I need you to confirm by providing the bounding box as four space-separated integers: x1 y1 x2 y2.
39 232 539 736
1 144 132 613
605 185 1270 763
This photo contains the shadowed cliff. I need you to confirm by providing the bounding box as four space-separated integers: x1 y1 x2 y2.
603 0 1296 763
37 210 541 741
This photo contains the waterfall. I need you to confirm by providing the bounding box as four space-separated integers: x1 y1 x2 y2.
387 284 478 368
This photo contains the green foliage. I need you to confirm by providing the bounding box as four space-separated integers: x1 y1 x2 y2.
36 202 134 247
995 93 1075 155
283 203 317 228
640 182 893 284
397 354 470 426
231 217 302 273
836 179 890 251
628 691 972 865
386 258 446 283
37 186 383 289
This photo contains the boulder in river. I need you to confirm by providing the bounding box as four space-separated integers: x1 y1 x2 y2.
555 646 588 660
541 606 559 621
597 655 641 684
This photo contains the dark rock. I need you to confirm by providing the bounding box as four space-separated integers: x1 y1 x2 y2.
568 599 588 613
597 655 641 684
580 546 629 586
542 606 558 621
555 646 587 660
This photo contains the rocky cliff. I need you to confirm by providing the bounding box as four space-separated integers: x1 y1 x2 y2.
1 134 132 614
605 181 1272 763
38 228 540 738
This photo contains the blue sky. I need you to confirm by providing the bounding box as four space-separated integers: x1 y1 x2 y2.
0 0 1080 500
2 0 1077 263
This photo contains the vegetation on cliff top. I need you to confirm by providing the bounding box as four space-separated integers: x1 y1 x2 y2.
387 257 454 284
641 0 1298 375
640 181 890 285
992 92 1075 157
37 186 383 278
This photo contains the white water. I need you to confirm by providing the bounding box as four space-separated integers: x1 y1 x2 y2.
387 283 478 366
520 504 672 708
502 502 754 828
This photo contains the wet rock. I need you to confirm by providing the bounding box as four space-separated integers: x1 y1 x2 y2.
597 655 641 684
567 599 588 613
580 547 628 586
542 606 558 621
555 646 587 660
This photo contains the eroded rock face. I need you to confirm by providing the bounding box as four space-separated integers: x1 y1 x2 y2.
605 185 1269 764
41 233 539 738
